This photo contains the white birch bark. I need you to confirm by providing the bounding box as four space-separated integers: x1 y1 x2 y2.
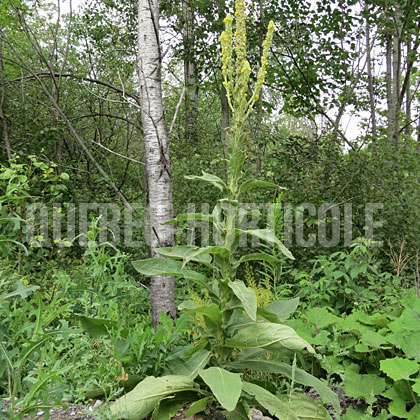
137 0 176 326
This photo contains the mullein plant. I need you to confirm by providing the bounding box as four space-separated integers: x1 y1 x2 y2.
110 2 339 419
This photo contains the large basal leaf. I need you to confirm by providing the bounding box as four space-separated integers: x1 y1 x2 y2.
226 359 340 413
132 258 209 291
380 357 419 381
238 179 282 196
237 229 294 260
267 298 300 321
280 394 329 420
225 400 251 420
154 246 212 264
110 375 196 420
198 367 242 411
228 280 257 321
226 323 314 354
152 393 192 420
185 171 228 193
242 382 299 420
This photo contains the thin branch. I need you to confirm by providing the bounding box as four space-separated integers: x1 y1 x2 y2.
70 113 141 129
169 87 185 136
8 72 141 104
92 140 144 165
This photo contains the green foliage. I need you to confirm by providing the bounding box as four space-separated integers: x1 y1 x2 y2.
287 292 420 418
279 240 403 313
121 2 335 418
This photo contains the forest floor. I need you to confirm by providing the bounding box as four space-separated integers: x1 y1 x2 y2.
2 386 366 419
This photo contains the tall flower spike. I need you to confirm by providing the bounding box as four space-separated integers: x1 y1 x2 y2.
251 20 275 109
219 14 234 110
234 1 247 97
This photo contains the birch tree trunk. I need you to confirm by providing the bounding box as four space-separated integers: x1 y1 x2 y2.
137 0 176 327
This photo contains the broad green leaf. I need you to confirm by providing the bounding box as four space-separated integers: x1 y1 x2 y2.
184 397 212 417
359 329 388 348
408 404 420 419
228 280 257 321
76 316 118 339
242 381 299 420
179 301 222 326
238 179 282 196
237 229 294 260
389 398 408 418
353 311 390 328
387 331 420 360
380 357 419 381
257 307 283 323
152 392 194 420
412 378 420 396
341 408 366 420
306 307 340 329
226 323 314 354
132 258 210 291
198 367 242 411
237 252 282 266
154 246 211 264
227 359 340 412
182 245 230 268
225 400 251 420
110 375 196 420
226 312 255 335
344 369 386 405
280 394 329 419
267 298 300 321
185 171 228 193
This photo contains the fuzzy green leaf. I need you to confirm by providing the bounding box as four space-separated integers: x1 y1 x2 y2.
242 381 299 420
238 179 282 196
280 394 329 419
154 246 212 264
110 375 196 420
185 171 228 193
267 298 300 321
237 229 294 260
132 258 209 291
228 280 257 321
226 323 314 354
227 359 340 412
198 367 242 411
184 397 212 418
